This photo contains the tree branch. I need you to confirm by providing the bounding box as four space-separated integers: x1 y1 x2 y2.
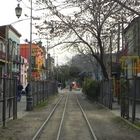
112 0 140 16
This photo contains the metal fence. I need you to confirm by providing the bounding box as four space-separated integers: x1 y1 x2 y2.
99 80 112 109
0 77 17 127
32 80 58 106
127 77 140 122
99 77 140 123
0 78 58 127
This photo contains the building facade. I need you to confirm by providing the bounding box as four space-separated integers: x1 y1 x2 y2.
121 16 140 78
20 56 28 88
0 39 6 78
0 25 21 79
20 43 46 81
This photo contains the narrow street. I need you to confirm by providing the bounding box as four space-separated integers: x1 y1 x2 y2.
0 89 140 140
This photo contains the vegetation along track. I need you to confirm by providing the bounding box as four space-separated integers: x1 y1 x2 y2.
32 92 98 140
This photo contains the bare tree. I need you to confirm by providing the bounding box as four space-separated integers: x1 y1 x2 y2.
112 0 140 16
34 0 140 80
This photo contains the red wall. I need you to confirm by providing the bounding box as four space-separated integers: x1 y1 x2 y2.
20 44 29 62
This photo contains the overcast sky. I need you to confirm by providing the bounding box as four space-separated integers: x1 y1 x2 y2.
0 0 17 25
0 0 33 41
0 0 75 65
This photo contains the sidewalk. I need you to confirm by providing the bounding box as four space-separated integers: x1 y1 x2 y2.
17 95 28 118
112 100 140 119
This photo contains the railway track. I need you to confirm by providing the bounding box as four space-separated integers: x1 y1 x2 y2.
76 95 98 140
32 93 98 140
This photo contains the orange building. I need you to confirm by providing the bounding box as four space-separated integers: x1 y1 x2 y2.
20 43 46 80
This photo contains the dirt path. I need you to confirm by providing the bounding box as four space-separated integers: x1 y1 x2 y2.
77 93 140 140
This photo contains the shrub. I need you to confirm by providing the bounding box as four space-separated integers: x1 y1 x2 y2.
82 78 100 100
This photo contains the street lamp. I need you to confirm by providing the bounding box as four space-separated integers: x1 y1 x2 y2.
15 4 22 18
15 0 33 111
15 0 22 18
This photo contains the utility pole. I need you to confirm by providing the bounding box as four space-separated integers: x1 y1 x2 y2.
26 0 33 111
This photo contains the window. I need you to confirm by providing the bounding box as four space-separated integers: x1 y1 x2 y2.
0 42 2 51
0 42 5 52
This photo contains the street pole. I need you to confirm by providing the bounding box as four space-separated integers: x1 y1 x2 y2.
47 36 50 80
26 0 33 111
110 32 112 78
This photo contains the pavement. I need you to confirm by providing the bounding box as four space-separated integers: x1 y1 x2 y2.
111 100 140 119
17 95 29 118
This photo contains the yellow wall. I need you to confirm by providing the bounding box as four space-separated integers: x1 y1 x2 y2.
32 44 45 71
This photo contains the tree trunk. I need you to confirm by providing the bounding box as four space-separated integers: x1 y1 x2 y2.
100 60 109 80
96 33 109 80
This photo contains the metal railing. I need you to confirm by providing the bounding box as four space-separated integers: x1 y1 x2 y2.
0 77 17 127
99 79 112 109
0 77 58 127
99 77 140 123
32 80 58 107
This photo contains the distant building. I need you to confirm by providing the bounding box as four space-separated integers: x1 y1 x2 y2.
46 53 55 79
20 56 28 88
20 43 46 80
71 54 102 80
121 16 140 78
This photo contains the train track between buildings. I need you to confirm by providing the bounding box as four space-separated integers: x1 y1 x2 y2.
32 92 98 140
76 95 98 140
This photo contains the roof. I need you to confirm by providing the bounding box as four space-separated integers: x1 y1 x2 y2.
0 24 21 37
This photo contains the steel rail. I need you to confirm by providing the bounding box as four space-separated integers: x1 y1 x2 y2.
32 95 64 140
56 94 69 140
76 96 98 140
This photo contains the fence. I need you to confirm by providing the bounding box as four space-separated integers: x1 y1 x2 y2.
99 80 112 109
128 77 140 122
0 77 17 127
99 77 140 123
0 77 58 127
32 80 58 106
